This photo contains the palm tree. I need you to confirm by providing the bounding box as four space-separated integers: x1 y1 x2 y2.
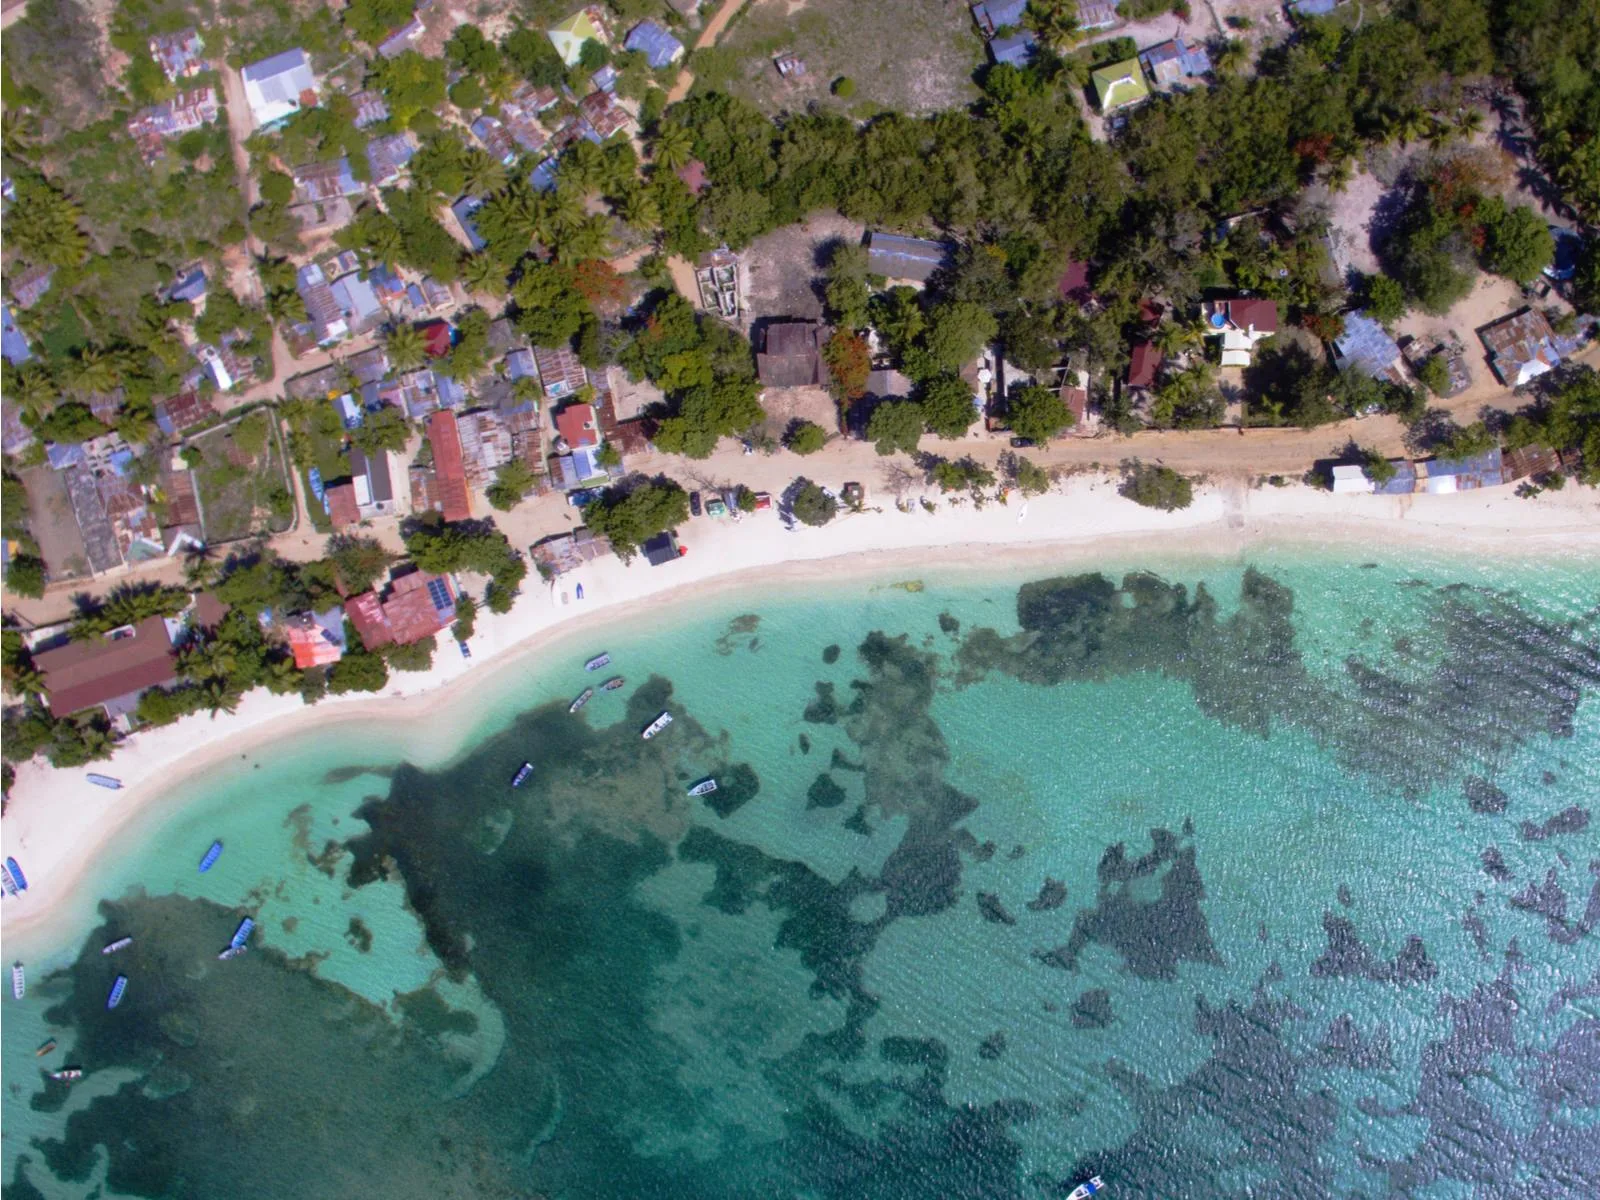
2 109 38 159
384 323 427 372
549 184 589 236
69 346 125 395
553 215 612 265
13 364 58 421
460 148 508 198
183 545 220 590
1382 108 1429 146
266 287 308 325
563 140 607 194
202 678 244 718
1025 0 1082 49
651 123 693 172
619 185 660 231
461 253 506 297
1453 107 1486 140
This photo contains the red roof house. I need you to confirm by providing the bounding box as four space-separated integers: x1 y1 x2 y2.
34 616 177 718
326 481 361 529
346 591 393 650
285 612 345 668
345 572 455 650
554 402 599 449
1059 260 1091 301
427 410 472 522
1127 341 1162 389
420 321 453 358
1216 297 1277 334
1063 386 1088 429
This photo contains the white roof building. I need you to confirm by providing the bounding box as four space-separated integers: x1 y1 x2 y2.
1330 464 1374 494
241 49 317 129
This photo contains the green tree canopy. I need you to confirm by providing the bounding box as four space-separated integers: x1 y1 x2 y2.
791 481 838 527
919 374 978 440
785 420 828 455
584 481 691 559
1006 384 1074 443
1120 462 1195 511
866 400 925 456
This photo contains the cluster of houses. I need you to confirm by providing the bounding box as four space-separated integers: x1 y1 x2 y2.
286 313 652 531
19 558 464 726
969 0 1209 113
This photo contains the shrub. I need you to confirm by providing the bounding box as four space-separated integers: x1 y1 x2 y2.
1120 462 1194 511
791 480 838 526
785 420 827 455
832 77 855 99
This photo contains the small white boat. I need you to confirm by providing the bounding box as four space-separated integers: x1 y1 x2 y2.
688 778 717 797
11 962 24 1000
642 711 673 740
1067 1176 1106 1200
584 653 611 671
48 1067 83 1082
511 762 534 788
569 688 594 713
87 773 123 790
217 945 248 962
102 937 133 955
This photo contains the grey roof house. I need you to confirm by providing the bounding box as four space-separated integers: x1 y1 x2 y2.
971 0 1027 37
867 232 952 283
1332 312 1405 385
757 322 825 388
989 31 1037 68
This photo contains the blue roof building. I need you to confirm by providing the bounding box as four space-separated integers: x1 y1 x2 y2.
1333 311 1404 383
972 0 1027 36
1374 460 1418 496
1424 448 1504 492
529 158 561 193
451 196 488 251
168 267 208 303
866 232 953 283
1 305 32 366
989 30 1037 68
624 21 684 69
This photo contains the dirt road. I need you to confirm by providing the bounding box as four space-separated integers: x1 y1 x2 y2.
665 0 753 104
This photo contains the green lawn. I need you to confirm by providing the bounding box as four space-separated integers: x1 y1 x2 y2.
190 411 296 543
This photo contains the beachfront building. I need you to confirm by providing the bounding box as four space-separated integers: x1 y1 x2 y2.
284 608 346 669
347 571 457 650
642 531 680 566
1330 464 1374 494
533 528 612 577
241 49 318 130
1203 297 1278 366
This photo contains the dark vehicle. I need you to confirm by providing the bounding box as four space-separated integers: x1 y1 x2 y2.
689 491 703 516
1009 437 1036 448
458 639 472 658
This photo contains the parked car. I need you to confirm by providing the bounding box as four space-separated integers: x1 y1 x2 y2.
705 497 728 518
689 490 703 516
753 491 772 510
1009 437 1036 448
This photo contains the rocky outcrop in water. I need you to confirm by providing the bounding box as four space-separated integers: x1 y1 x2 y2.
1518 806 1590 841
1026 878 1067 912
1311 913 1437 984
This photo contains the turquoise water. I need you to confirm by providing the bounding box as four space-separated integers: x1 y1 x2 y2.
5 545 1599 1198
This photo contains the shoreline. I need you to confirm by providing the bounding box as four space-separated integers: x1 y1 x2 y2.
5 476 1600 953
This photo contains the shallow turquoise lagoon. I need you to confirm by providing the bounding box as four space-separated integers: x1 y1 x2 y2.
5 546 1598 1198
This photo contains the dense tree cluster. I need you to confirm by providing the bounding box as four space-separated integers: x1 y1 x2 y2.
583 479 691 559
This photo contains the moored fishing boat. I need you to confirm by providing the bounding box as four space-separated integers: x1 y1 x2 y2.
198 841 223 873
1066 1176 1105 1200
48 1068 83 1082
1 867 16 898
600 676 625 691
688 778 718 796
584 652 611 671
218 945 248 961
36 1038 57 1057
102 937 133 955
12 962 25 1000
106 975 128 1009
87 773 123 790
511 762 534 788
569 687 594 713
642 711 673 740
230 917 254 949
6 856 28 890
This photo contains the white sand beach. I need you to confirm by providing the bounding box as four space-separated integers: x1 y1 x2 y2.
5 475 1599 952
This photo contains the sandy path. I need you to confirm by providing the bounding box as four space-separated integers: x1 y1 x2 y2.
666 0 753 104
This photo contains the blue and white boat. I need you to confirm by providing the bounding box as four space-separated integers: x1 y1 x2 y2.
1066 1176 1105 1200
5 856 28 891
106 975 128 1009
230 917 254 949
87 773 123 790
511 762 534 788
11 962 24 1000
198 841 223 873
584 653 611 671
1 867 17 898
